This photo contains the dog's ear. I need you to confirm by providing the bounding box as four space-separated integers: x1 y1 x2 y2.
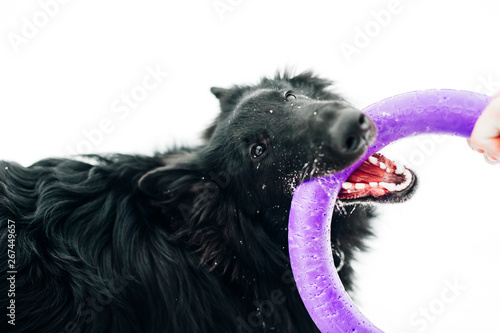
138 154 204 202
204 85 250 140
210 87 231 100
210 86 246 113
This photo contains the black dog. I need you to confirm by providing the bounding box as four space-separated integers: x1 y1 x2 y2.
0 71 416 333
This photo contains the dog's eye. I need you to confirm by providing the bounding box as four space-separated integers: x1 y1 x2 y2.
284 90 296 101
250 143 266 160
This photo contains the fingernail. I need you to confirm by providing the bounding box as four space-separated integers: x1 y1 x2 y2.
467 140 484 153
467 139 478 151
483 152 499 165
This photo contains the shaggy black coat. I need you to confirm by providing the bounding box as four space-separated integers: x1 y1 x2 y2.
0 71 375 333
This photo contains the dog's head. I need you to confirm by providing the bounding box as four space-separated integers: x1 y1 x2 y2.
205 71 376 181
139 71 416 213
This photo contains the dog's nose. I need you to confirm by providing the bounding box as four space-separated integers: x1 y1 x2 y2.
332 108 374 154
317 106 375 155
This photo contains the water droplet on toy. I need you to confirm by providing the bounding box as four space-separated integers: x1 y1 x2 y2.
269 109 274 113
313 111 318 116
465 108 476 116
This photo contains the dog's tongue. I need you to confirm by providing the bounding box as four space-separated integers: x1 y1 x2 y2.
339 153 412 200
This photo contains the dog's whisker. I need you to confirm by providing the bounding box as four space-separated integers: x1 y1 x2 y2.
309 160 318 179
298 162 310 183
335 200 348 215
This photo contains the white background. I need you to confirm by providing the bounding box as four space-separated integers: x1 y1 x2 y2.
1 0 500 332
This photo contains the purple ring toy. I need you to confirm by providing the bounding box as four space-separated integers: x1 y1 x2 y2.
288 89 492 333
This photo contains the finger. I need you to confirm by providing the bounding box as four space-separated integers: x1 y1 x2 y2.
470 97 500 143
482 137 500 159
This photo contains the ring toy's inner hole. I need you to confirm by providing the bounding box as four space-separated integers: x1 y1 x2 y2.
288 90 492 333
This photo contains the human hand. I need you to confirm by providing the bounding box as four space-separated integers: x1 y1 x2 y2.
468 91 500 164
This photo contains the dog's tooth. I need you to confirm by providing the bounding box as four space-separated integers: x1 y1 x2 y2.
395 184 404 191
403 170 412 181
395 161 405 175
369 182 378 187
368 156 378 165
400 182 410 190
402 177 412 187
354 183 366 190
403 172 412 181
342 182 353 189
380 182 396 191
379 162 386 170
401 171 413 188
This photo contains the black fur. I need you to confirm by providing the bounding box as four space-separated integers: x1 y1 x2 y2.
0 71 375 333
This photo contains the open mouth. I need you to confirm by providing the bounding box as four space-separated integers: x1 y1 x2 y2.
338 152 416 202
